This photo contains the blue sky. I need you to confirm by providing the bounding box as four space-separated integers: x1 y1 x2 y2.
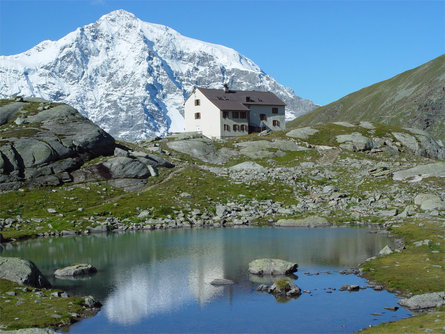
0 0 444 105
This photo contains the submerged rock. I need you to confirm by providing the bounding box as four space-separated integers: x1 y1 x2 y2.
210 278 235 286
54 263 97 277
248 258 298 276
0 256 51 288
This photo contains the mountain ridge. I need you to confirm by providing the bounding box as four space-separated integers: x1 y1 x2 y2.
288 54 445 143
0 9 318 141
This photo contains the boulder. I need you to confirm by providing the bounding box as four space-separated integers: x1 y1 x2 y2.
248 258 298 276
275 216 331 228
54 263 97 277
414 193 445 211
268 278 302 298
378 245 393 256
398 292 445 310
392 131 445 159
286 127 319 139
0 256 51 288
84 295 102 308
336 132 375 151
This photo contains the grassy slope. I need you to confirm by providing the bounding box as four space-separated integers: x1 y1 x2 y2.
288 54 445 143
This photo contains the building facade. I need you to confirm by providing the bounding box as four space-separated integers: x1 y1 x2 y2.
184 86 286 139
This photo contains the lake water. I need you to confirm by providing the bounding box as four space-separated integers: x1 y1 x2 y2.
0 227 412 333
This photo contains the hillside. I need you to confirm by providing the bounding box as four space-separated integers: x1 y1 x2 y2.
288 54 445 143
0 10 317 141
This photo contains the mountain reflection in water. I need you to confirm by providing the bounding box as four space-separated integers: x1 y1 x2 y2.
2 227 409 333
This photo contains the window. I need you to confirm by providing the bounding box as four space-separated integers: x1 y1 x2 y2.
273 120 280 127
194 99 200 106
224 124 230 131
272 107 278 114
223 111 229 118
240 124 246 132
240 111 247 119
260 114 267 121
232 111 239 119
233 124 239 131
194 112 201 119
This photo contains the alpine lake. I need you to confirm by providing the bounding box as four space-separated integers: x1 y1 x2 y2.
0 226 413 333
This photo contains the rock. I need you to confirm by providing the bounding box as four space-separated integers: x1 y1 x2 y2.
339 284 360 292
398 292 445 310
286 127 319 139
275 216 331 228
210 278 235 286
0 101 115 190
393 131 445 159
103 157 150 179
378 245 393 256
393 162 445 181
229 161 266 172
0 232 4 243
384 306 399 311
336 132 375 151
0 329 58 334
268 278 302 298
333 121 355 127
180 192 193 198
137 210 150 218
167 139 236 164
54 263 97 277
114 147 129 157
414 193 445 211
359 121 375 129
47 208 57 214
147 165 158 177
248 258 298 276
0 256 51 288
84 295 102 308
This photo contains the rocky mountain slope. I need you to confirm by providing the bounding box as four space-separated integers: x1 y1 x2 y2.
0 9 317 141
0 116 444 331
288 55 445 143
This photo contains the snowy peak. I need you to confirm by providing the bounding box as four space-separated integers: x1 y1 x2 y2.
0 10 318 141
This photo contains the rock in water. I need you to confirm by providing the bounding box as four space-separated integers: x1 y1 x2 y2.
398 292 445 310
0 256 51 288
248 258 298 276
210 278 235 286
54 263 97 277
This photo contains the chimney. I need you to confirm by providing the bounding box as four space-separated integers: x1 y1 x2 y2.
223 83 229 93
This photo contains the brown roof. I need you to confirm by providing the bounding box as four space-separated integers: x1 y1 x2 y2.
197 88 285 111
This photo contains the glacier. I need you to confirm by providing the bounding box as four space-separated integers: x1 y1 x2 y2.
0 9 318 141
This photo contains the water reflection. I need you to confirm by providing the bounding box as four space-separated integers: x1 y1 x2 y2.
1 227 402 332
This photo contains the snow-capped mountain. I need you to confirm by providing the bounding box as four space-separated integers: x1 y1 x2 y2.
0 9 318 141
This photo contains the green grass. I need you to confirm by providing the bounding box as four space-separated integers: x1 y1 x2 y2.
0 99 13 107
361 306 445 333
0 279 90 330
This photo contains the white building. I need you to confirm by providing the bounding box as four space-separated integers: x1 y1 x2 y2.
184 85 286 139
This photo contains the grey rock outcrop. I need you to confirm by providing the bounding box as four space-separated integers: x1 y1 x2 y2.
167 138 236 164
0 99 114 191
210 278 235 286
392 131 445 159
54 264 97 277
0 256 51 288
248 258 298 276
398 292 445 310
393 162 445 181
286 127 319 139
